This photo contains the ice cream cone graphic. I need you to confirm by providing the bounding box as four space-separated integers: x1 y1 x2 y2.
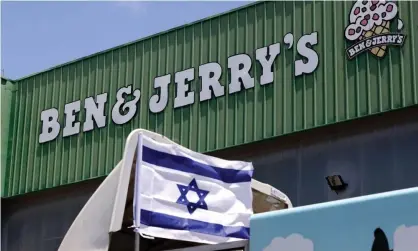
344 0 406 60
360 20 390 57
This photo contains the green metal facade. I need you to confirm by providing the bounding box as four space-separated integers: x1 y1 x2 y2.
1 78 16 197
3 1 418 197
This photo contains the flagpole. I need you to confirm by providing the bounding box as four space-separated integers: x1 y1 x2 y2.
135 232 140 251
134 132 144 251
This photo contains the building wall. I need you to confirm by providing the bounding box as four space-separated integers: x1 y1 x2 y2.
2 108 417 251
1 179 101 251
3 0 418 197
249 108 418 206
1 78 17 197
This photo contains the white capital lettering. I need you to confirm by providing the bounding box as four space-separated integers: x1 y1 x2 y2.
83 93 108 132
63 100 81 137
256 43 281 85
174 68 195 108
295 32 319 77
149 74 171 113
39 108 60 143
228 54 254 94
199 62 224 101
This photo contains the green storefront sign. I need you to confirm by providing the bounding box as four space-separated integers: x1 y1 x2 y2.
38 31 320 143
2 0 417 197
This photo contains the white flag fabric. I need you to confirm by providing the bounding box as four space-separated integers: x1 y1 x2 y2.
133 133 254 244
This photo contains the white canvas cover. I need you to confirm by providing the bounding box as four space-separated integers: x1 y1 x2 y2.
57 160 122 251
58 129 172 251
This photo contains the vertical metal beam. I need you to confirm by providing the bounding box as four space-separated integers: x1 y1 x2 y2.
244 240 250 251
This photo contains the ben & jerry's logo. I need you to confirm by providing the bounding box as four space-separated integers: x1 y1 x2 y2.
344 0 406 60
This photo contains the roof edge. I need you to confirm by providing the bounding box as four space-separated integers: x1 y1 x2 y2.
14 0 261 82
1 77 15 84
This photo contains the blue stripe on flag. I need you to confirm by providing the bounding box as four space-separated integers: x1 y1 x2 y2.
140 209 250 239
142 146 252 183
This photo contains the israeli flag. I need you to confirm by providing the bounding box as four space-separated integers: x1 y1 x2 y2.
133 133 254 244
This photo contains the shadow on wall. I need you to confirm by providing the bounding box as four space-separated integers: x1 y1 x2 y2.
1 188 95 251
251 119 418 207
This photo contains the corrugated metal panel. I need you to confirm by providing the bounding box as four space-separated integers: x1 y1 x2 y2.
4 1 418 197
1 78 17 197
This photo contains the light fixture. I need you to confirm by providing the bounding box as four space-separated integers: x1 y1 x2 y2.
325 175 348 194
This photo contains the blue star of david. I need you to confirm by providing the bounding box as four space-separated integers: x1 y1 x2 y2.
176 178 209 214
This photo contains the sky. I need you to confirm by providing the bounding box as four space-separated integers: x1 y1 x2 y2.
1 1 253 80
